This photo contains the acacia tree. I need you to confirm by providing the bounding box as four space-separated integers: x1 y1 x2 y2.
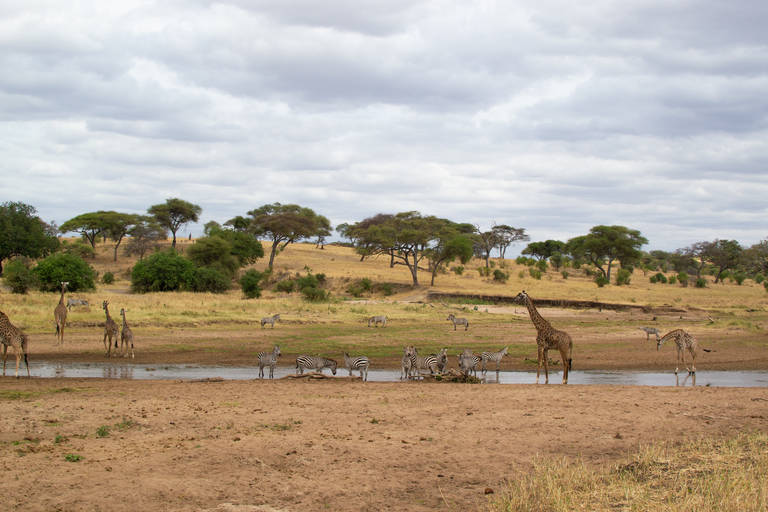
338 214 395 262
59 212 107 249
0 201 59 275
238 203 328 270
677 241 713 279
425 222 475 285
474 229 500 269
701 239 743 283
124 217 166 260
147 198 202 248
567 225 647 283
522 240 566 261
493 225 529 259
101 211 142 261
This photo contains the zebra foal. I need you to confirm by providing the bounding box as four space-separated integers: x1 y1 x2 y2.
343 352 370 381
295 355 337 375
400 345 415 380
258 345 281 379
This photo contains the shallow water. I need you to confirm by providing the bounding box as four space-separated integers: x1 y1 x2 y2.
24 361 768 387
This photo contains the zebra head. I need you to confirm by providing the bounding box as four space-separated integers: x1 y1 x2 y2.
329 359 338 375
273 345 281 357
446 314 455 320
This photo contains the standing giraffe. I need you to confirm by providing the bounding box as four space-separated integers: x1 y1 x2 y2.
119 308 135 359
0 310 31 378
657 329 711 374
54 281 69 346
514 290 573 384
102 301 119 357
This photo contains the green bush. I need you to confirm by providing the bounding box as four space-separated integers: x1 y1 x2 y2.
764 281 768 292
187 236 239 278
561 271 569 279
239 269 266 299
650 272 668 284
275 280 295 293
528 268 542 280
3 260 37 294
536 259 548 272
451 265 464 275
678 272 689 287
377 283 394 296
734 271 746 285
616 268 632 286
493 269 509 283
62 240 95 259
477 266 491 277
668 275 677 285
101 271 115 284
595 275 609 287
695 277 707 288
130 250 196 293
301 286 328 302
347 277 374 297
755 273 765 284
33 253 96 292
191 267 229 293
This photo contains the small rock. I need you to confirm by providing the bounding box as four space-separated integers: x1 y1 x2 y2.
484 488 494 495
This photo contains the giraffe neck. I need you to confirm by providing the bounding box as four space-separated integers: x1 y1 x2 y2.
58 287 66 305
524 296 552 333
121 312 128 327
105 307 112 323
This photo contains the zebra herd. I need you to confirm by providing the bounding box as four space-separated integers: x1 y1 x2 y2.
255 344 509 382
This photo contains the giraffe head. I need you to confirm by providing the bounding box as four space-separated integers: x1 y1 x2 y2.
60 281 69 290
513 290 529 304
120 308 127 316
102 300 109 311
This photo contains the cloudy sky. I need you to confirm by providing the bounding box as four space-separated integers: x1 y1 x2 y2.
2 0 766 253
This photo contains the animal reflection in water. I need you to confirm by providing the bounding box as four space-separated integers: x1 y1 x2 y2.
102 366 134 379
676 372 696 387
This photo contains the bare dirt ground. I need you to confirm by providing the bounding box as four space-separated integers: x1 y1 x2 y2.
1 375 767 511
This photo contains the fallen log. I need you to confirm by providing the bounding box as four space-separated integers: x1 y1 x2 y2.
280 373 361 381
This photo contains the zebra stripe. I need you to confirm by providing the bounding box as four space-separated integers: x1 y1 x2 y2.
413 347 438 375
343 352 370 381
295 355 338 375
400 346 415 380
258 345 281 379
433 348 448 372
446 314 469 331
481 346 509 375
368 315 387 327
261 314 281 328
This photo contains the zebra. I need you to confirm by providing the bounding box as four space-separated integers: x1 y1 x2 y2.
481 346 509 375
258 345 281 379
412 347 439 376
433 347 448 372
400 345 416 380
343 352 370 381
458 349 481 376
446 313 469 331
295 355 337 375
368 315 387 328
639 326 660 342
261 314 281 329
66 298 89 310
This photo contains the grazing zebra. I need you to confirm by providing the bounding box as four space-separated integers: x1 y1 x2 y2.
433 348 448 372
446 313 469 331
400 345 416 380
261 314 281 329
458 349 481 376
66 298 89 310
368 315 387 328
481 346 509 375
639 326 660 342
343 352 370 381
295 355 338 375
413 347 439 375
258 345 281 379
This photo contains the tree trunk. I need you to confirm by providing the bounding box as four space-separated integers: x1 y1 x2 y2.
606 258 613 282
268 241 279 269
171 230 177 249
389 250 395 268
485 254 490 268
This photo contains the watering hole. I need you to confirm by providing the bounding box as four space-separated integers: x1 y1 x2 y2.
24 361 768 387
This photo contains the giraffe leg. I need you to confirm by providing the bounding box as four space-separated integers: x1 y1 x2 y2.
15 348 21 378
543 348 550 384
536 345 544 384
560 347 569 385
2 344 7 376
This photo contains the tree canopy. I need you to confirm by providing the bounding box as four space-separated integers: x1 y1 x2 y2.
522 240 566 261
237 203 329 269
567 225 647 282
59 212 108 249
0 201 59 275
147 198 202 248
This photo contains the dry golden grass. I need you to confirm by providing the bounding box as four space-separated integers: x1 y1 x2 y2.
486 431 768 512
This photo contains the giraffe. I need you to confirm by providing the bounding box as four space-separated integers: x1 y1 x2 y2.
119 308 135 359
102 301 119 357
514 290 573 384
657 329 711 374
54 281 69 346
0 310 31 378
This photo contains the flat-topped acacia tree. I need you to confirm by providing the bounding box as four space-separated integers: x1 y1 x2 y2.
234 203 330 270
147 198 202 249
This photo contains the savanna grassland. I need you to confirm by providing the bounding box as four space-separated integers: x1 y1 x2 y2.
1 240 768 511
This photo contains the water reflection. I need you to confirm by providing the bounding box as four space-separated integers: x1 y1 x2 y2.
23 361 768 387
